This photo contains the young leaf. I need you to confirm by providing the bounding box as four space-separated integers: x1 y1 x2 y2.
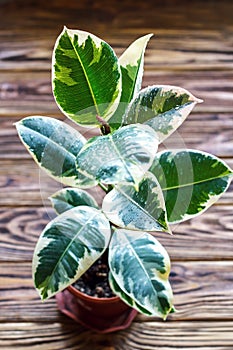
102 172 169 232
109 229 174 319
150 150 233 223
108 34 153 130
15 116 96 188
50 188 98 214
76 124 159 187
33 206 111 300
52 27 121 126
123 85 202 142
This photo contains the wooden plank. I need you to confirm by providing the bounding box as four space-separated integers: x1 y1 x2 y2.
1 113 233 160
0 1 233 72
0 0 233 30
1 71 233 116
1 157 232 207
1 205 233 262
0 261 233 323
0 160 59 206
0 1 232 349
0 320 233 350
1 34 233 72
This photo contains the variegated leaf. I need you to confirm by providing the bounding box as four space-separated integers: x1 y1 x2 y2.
109 229 174 319
108 34 153 130
52 27 121 126
150 150 233 223
76 124 159 186
50 188 98 214
123 85 202 142
102 172 169 232
33 206 111 300
15 116 96 188
109 272 152 315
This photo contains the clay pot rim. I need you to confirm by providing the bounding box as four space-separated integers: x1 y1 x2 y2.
67 284 120 303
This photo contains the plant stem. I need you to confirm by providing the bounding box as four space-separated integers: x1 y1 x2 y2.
98 183 108 192
96 115 111 135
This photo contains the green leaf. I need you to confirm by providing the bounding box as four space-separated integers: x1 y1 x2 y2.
123 85 202 142
52 27 121 126
15 116 96 188
33 206 111 300
109 271 176 316
102 172 169 232
150 150 233 223
109 272 152 315
50 188 98 214
109 229 174 319
76 124 159 186
108 34 153 130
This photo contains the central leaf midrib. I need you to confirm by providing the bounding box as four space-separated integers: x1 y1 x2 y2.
44 211 100 292
109 135 134 181
22 125 79 162
115 184 166 230
68 34 100 116
124 233 166 314
161 172 231 191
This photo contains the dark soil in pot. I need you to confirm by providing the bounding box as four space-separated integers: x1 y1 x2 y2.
56 253 138 333
72 255 115 298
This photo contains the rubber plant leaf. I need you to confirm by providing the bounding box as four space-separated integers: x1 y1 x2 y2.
109 229 174 319
109 272 153 315
76 124 159 187
102 172 170 232
123 85 202 142
52 27 121 126
150 149 233 223
15 116 96 188
50 188 98 214
33 206 111 300
108 34 153 130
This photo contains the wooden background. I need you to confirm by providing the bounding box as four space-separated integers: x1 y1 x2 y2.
0 0 233 348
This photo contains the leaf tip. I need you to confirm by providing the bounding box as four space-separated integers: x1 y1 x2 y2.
167 225 173 235
146 33 154 39
195 97 204 104
63 25 68 32
162 222 172 235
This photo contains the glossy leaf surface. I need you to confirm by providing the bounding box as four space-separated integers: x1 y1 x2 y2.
102 172 169 232
109 272 153 315
77 124 159 186
108 34 152 130
124 85 202 142
109 229 174 319
15 116 96 188
52 27 121 126
150 150 233 223
50 188 98 214
33 206 111 300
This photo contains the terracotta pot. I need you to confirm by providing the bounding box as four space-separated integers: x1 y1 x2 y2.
56 285 138 333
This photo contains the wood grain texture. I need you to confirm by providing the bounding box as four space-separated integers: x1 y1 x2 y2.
0 205 233 262
0 1 233 72
1 114 233 159
0 321 233 350
1 261 233 322
1 33 233 72
1 0 233 348
1 158 232 207
1 71 233 116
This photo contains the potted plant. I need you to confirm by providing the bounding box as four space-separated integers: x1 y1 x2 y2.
15 27 233 333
